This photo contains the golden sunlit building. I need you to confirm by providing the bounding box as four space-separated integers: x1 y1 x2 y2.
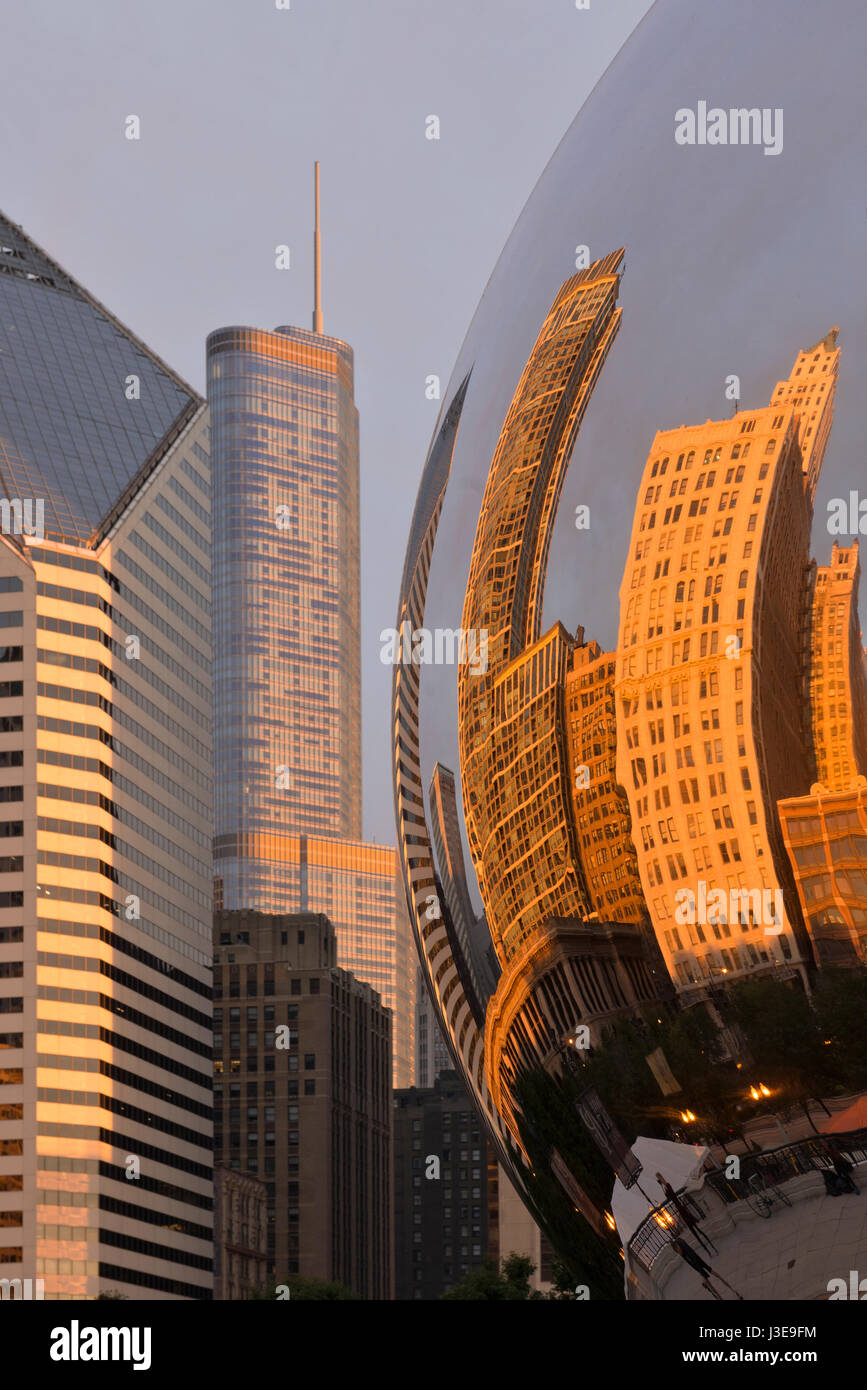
778 787 867 967
769 327 840 506
778 540 867 966
564 637 646 925
458 253 625 967
456 255 662 1143
806 542 867 788
614 333 842 996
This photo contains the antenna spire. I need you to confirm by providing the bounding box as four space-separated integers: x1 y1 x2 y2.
313 162 323 334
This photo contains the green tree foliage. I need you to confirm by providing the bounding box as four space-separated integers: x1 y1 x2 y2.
441 1252 543 1300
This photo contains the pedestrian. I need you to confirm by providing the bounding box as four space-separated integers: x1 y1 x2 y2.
656 1171 717 1253
825 1138 859 1194
670 1237 744 1300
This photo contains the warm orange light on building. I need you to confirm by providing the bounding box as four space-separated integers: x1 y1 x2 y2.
614 331 842 995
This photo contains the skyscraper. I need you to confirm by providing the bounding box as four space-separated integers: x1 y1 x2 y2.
456 255 662 1144
414 970 452 1088
615 333 841 995
392 1069 494 1299
209 213 361 882
208 167 414 1087
213 910 391 1295
458 253 625 967
0 213 213 1299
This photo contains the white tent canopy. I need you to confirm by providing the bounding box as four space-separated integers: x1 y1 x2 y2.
611 1135 709 1249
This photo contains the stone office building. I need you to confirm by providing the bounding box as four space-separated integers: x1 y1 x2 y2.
213 909 391 1298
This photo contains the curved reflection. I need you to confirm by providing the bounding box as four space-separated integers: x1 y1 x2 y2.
393 0 867 1298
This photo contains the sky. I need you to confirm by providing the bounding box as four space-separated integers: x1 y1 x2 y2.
0 0 655 844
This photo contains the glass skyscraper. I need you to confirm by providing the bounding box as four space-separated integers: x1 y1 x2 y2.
208 180 414 1086
0 212 213 1299
209 322 361 898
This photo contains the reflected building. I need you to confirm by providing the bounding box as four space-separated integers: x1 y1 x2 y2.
0 213 213 1299
391 0 867 1288
778 541 867 966
769 329 840 507
456 255 663 1144
615 333 841 995
208 169 414 1086
458 254 625 966
564 637 646 925
429 762 497 1009
391 377 510 1150
805 541 867 788
778 787 867 967
415 968 452 1087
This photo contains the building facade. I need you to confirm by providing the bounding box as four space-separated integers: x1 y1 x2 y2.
208 322 361 881
208 224 415 1086
768 328 840 506
0 213 214 1299
452 256 662 1145
391 376 501 1138
393 1069 492 1299
213 1164 267 1300
428 762 495 1009
415 970 452 1088
494 1161 554 1294
213 910 391 1298
458 254 624 968
805 542 867 790
778 540 867 967
614 334 842 995
778 787 867 967
564 637 647 925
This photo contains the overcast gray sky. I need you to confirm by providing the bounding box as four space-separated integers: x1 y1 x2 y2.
0 0 654 842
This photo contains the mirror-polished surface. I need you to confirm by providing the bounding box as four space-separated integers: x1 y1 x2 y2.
393 0 867 1295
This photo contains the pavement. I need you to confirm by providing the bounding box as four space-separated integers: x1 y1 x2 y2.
663 1165 867 1301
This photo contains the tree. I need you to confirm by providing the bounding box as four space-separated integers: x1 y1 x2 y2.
440 1252 543 1300
727 977 834 1130
545 1257 585 1300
